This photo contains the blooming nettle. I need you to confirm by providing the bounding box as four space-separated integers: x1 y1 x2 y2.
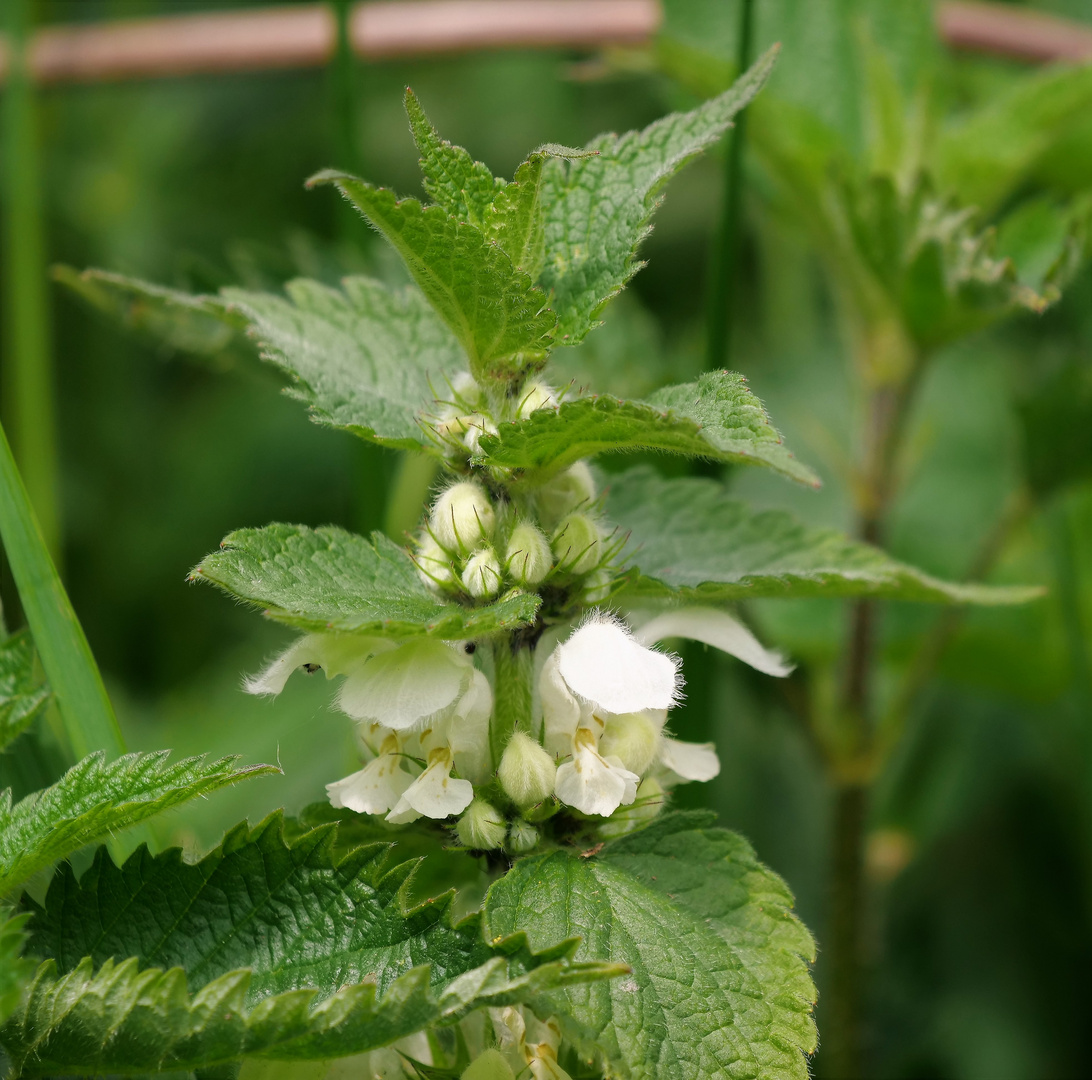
248 371 793 852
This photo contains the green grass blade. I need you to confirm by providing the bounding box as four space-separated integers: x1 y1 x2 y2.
0 420 124 760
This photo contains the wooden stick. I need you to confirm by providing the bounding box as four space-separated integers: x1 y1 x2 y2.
0 0 1089 86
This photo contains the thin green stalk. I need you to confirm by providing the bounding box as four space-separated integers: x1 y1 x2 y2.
490 637 534 766
0 418 125 761
704 0 756 371
1050 497 1092 704
2 0 61 562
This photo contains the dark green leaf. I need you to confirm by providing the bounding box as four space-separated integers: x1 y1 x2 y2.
0 751 279 897
605 467 1042 604
191 524 540 638
0 910 33 1027
484 812 817 1080
537 46 778 343
308 174 556 385
478 372 818 486
0 631 49 752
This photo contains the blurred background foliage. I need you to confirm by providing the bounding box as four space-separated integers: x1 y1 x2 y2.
2 1 1092 1078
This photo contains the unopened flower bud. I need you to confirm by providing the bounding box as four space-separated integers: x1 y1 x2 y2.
450 371 484 408
462 546 503 598
462 1049 515 1080
498 732 556 809
536 461 596 526
456 797 507 850
582 567 614 604
431 481 495 554
598 777 665 840
505 522 552 586
551 513 602 575
507 818 539 854
415 534 456 589
600 712 660 776
518 380 558 418
461 412 498 455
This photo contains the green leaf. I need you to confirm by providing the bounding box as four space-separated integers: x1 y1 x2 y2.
0 630 49 752
0 910 33 1027
0 751 278 897
221 277 467 451
0 419 125 762
404 88 503 229
6 816 623 1076
537 45 778 343
307 174 556 385
605 467 1042 605
477 371 819 486
191 524 540 638
484 811 817 1080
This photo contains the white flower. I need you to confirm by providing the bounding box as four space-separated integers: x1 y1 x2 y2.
491 1008 573 1080
540 609 790 814
387 744 474 823
244 632 392 696
326 730 413 814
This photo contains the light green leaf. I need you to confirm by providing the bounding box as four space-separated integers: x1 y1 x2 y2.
537 45 778 343
221 277 467 450
0 630 49 752
308 174 556 385
0 420 124 762
6 815 622 1076
605 467 1042 605
484 811 817 1080
405 88 503 229
0 751 278 897
0 910 33 1028
191 524 540 638
478 371 818 486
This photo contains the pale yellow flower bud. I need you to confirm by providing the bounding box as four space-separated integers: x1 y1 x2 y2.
581 567 613 604
462 1049 515 1080
498 731 556 809
507 818 540 854
415 534 456 589
600 712 660 775
518 380 558 418
551 513 602 575
431 481 495 553
462 546 503 598
505 522 552 586
456 797 507 850
536 461 596 526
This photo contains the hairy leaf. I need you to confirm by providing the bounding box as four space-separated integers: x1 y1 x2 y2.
0 631 49 752
309 174 556 384
405 88 503 228
222 277 468 450
191 524 540 638
477 371 818 486
606 467 1041 605
0 751 278 897
484 812 816 1080
0 910 33 1028
2 946 619 1076
537 46 777 343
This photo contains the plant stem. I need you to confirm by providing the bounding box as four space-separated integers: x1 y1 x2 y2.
704 0 755 370
2 0 61 563
490 635 534 766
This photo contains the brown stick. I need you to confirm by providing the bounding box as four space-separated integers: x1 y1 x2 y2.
1 1 1090 86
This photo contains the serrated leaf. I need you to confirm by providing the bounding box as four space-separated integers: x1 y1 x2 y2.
2 947 620 1077
477 371 818 486
537 45 778 343
0 751 278 897
483 811 816 1080
605 467 1042 605
0 631 49 752
308 174 556 385
0 910 34 1027
6 815 623 1075
221 276 467 450
191 524 540 638
405 88 504 229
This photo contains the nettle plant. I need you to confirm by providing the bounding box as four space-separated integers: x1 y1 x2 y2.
1 49 1036 1080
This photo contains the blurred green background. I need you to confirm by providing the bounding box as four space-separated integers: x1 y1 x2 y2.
3 1 1092 1078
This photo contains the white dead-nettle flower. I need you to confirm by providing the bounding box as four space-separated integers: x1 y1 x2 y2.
430 480 495 554
326 729 412 816
492 1007 573 1080
536 461 596 527
540 610 791 816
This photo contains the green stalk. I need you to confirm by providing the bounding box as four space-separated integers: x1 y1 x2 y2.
704 0 756 370
490 636 534 766
0 419 125 760
2 0 61 562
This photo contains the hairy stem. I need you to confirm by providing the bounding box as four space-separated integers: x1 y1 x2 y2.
490 636 534 765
